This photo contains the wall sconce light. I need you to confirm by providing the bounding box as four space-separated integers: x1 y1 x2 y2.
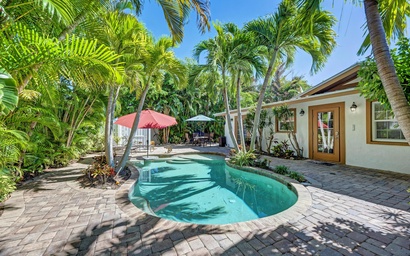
350 102 358 112
299 109 305 116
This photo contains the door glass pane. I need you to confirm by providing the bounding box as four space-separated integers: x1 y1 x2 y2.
317 111 334 154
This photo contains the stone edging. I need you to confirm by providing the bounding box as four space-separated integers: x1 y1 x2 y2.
115 155 312 232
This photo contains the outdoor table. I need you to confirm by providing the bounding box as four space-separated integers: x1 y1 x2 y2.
194 136 208 147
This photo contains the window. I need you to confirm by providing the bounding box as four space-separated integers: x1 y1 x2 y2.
367 101 406 145
275 108 296 133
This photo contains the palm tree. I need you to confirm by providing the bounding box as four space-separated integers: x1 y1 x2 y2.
265 63 310 103
194 22 259 151
245 0 336 151
298 0 410 145
2 0 210 89
127 0 210 43
92 10 149 167
116 37 187 173
224 24 266 152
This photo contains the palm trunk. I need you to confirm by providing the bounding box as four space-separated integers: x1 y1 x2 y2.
222 71 239 151
236 72 246 152
116 82 150 173
105 86 121 167
250 52 277 150
258 127 263 151
364 0 410 145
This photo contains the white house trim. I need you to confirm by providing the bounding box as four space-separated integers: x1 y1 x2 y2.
217 65 410 175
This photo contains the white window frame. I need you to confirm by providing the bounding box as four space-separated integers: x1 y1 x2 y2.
276 109 296 133
372 102 405 142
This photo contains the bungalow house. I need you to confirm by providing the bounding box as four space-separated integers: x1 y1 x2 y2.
215 63 410 175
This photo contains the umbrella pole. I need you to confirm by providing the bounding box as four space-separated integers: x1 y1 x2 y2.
146 139 149 158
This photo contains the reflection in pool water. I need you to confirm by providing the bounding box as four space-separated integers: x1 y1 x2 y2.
129 154 297 225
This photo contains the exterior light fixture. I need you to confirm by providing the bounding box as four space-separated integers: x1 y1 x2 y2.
299 109 305 116
350 102 357 112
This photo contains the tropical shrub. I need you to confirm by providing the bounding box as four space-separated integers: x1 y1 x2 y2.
252 157 269 168
88 133 105 152
230 150 257 167
83 159 115 185
274 165 290 175
0 169 16 202
288 171 306 182
358 37 410 108
271 140 294 158
271 165 306 182
0 68 18 115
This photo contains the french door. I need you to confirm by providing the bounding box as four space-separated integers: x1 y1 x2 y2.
309 103 345 163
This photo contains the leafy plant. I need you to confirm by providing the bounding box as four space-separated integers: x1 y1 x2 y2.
271 139 294 158
0 68 18 115
83 157 115 185
285 149 295 158
230 150 256 167
288 171 306 182
0 169 17 202
358 37 410 109
252 157 269 168
271 165 306 183
274 165 290 175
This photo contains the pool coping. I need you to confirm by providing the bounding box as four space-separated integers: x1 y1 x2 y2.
115 154 312 232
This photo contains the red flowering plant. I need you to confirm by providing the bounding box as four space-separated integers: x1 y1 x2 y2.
83 156 116 185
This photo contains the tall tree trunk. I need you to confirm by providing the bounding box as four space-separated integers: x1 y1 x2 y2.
364 0 410 145
115 82 150 173
105 86 120 167
236 72 246 152
222 71 239 151
250 52 277 150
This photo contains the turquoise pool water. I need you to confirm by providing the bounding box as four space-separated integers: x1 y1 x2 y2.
129 154 297 225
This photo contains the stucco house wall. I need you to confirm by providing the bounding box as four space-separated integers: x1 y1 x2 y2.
219 64 410 174
223 91 410 175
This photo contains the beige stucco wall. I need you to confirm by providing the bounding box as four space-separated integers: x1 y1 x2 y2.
224 93 410 175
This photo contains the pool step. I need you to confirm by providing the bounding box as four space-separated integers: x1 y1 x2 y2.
166 159 193 164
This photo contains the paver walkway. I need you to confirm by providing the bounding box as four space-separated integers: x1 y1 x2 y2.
0 145 409 255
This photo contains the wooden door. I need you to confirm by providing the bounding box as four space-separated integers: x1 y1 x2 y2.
309 103 345 163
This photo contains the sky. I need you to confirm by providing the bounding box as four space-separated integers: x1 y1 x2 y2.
138 1 375 86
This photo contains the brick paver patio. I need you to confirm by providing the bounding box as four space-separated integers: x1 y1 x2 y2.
0 145 409 255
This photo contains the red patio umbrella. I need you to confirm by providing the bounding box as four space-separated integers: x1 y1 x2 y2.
318 120 329 129
114 110 177 156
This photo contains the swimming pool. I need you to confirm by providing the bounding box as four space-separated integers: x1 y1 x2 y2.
129 154 297 225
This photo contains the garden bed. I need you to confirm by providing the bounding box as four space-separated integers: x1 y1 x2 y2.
77 155 131 189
